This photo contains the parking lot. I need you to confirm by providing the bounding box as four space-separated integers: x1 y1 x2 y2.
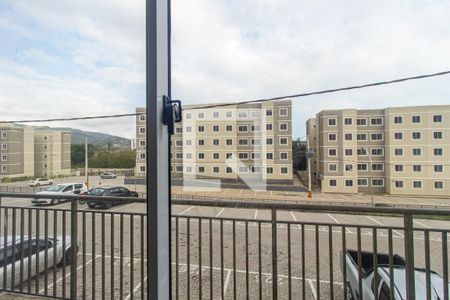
1 187 450 299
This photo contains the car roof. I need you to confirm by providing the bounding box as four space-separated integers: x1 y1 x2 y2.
92 186 125 190
54 183 84 186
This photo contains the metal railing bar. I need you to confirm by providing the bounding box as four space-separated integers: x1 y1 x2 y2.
110 212 115 300
20 208 25 294
315 224 320 300
35 209 40 295
357 227 362 300
187 217 190 300
341 225 347 300
388 229 395 300
288 223 292 300
198 217 202 300
442 232 448 300
130 215 134 300
175 217 179 300
119 214 124 299
92 212 96 299
52 210 57 298
245 220 249 300
220 219 225 300
209 219 213 299
424 230 431 300
140 215 145 300
301 224 306 300
44 209 48 296
102 213 106 300
372 228 378 300
27 209 32 293
11 209 16 292
82 212 86 300
258 221 262 300
328 224 333 300
62 211 66 298
271 209 278 300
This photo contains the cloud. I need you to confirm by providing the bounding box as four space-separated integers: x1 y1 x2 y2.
1 0 450 139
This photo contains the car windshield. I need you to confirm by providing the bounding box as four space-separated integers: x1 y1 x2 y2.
45 185 65 192
89 188 106 196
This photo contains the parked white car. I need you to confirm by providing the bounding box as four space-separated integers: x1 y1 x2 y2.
32 183 87 205
0 235 77 290
29 178 53 187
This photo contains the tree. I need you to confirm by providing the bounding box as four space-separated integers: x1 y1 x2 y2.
71 144 95 168
292 138 307 170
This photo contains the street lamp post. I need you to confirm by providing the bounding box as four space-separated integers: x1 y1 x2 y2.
361 147 374 206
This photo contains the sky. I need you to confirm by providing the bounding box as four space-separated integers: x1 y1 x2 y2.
1 0 450 139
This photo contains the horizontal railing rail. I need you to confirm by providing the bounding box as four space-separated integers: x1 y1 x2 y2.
1 192 450 299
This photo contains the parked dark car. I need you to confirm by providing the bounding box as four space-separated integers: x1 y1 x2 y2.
86 186 138 209
100 172 117 179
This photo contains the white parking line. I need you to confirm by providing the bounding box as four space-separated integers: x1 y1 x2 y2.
254 209 258 220
215 208 225 218
327 214 352 233
222 270 232 299
124 276 147 300
308 279 318 300
179 206 194 215
110 203 138 212
290 212 298 222
367 216 404 237
414 220 431 229
238 189 244 195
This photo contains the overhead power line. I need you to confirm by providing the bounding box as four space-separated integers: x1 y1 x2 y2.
1 69 450 123
189 70 450 110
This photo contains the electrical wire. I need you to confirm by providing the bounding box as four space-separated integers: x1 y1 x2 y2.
1 69 450 123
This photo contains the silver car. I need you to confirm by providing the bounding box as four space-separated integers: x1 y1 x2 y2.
32 183 87 205
0 235 77 290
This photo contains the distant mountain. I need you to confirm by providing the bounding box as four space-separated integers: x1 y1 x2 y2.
35 126 131 149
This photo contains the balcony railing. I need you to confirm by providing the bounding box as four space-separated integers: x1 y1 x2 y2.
0 192 449 299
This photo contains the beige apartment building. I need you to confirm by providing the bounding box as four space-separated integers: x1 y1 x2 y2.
0 124 71 179
0 124 35 178
136 100 293 184
307 105 450 196
34 130 71 177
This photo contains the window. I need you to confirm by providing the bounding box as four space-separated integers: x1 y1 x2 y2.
213 112 219 118
266 124 273 130
185 139 192 146
434 165 443 173
266 138 273 145
433 131 443 139
251 139 261 146
344 149 353 156
395 180 404 188
370 117 383 125
251 125 261 132
198 166 205 173
198 153 205 159
140 166 146 172
411 115 421 123
185 153 192 159
328 118 337 126
238 111 248 119
213 153 220 160
175 140 182 146
185 126 192 133
280 138 288 145
213 125 220 132
345 164 353 172
358 178 368 186
226 139 233 146
266 153 273 160
394 165 403 172
357 163 368 171
139 140 146 147
345 180 353 187
394 116 403 124
213 139 220 146
213 167 220 173
371 133 383 141
266 109 272 116
226 167 232 174
394 148 403 156
198 112 204 119
198 125 205 132
344 133 352 141
0 132 6 139
413 181 422 189
266 167 273 174
175 127 182 134
433 115 443 123
357 148 367 156
357 118 367 126
372 178 384 187
238 153 248 159
357 133 367 141
434 148 443 156
412 131 421 140
176 166 183 172
1 166 6 173
281 167 288 174
372 163 384 171
238 166 248 173
328 133 337 141
226 125 233 132
238 139 248 146
226 111 233 118
371 148 383 156
251 111 261 118
280 123 288 131
279 108 288 116
238 125 248 132
175 153 183 159
185 113 191 119
139 114 146 121
344 118 352 125
1 155 7 161
434 181 444 190
329 149 337 156
412 148 421 156
329 180 337 187
198 139 205 146
280 152 288 160
251 166 261 173
252 152 261 159
394 132 403 140
185 166 192 173
1 144 7 150
329 164 338 172
413 165 422 172
226 153 233 159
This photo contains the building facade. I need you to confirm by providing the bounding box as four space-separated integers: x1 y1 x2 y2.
0 124 34 178
135 100 293 184
34 130 71 177
307 105 450 196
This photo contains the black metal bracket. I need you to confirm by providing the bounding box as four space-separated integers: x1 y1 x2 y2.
163 95 182 135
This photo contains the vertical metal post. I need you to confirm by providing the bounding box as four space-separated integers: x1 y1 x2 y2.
404 214 415 300
271 209 278 299
70 199 78 299
85 138 89 188
147 0 171 298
